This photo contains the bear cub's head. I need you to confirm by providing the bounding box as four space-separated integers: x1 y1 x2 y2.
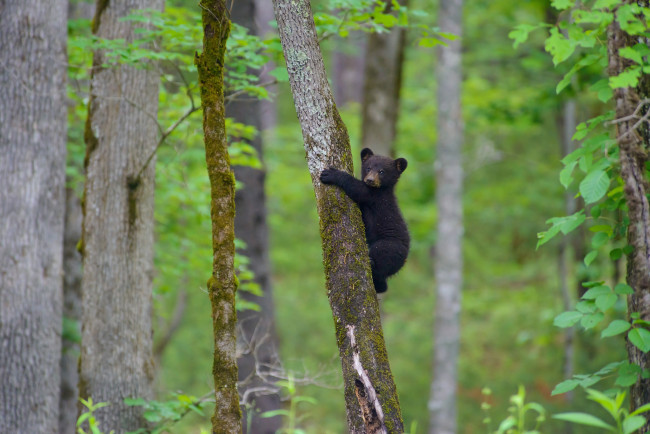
361 148 408 189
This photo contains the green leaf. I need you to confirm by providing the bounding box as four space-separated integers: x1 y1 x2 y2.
609 248 623 260
560 161 578 188
554 311 583 328
601 320 631 337
583 285 611 299
594 0 619 8
628 328 650 352
590 79 613 102
609 66 642 88
591 231 609 248
630 402 650 416
509 24 540 48
552 412 615 430
552 0 575 10
584 250 598 266
581 312 604 329
614 283 634 294
595 293 618 312
619 46 644 64
623 415 646 434
545 27 577 65
260 409 290 418
580 169 610 204
552 379 580 395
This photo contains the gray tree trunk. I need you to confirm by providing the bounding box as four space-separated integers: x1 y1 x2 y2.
230 1 282 433
79 0 162 431
273 1 404 432
429 0 463 433
333 35 366 107
361 6 407 157
0 0 68 431
558 100 576 401
60 187 83 434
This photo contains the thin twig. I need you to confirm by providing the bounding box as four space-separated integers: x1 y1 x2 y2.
134 103 201 182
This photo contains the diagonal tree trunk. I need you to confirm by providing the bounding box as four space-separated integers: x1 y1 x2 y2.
0 1 68 431
272 1 404 432
607 7 650 430
195 2 242 432
79 0 162 430
429 0 463 433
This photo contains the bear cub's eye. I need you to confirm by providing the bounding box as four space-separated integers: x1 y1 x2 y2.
379 170 384 174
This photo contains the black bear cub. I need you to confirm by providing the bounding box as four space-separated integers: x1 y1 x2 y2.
320 148 410 293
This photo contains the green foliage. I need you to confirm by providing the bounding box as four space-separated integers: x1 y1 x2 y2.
259 373 318 433
77 398 114 434
554 389 650 433
123 393 210 434
482 386 546 434
513 0 650 422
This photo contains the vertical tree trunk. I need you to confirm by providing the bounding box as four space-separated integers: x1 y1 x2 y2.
558 99 577 404
60 187 83 434
230 2 283 432
0 1 67 431
333 35 366 107
79 0 162 430
195 2 242 433
272 1 404 432
607 7 650 430
429 0 463 433
361 4 407 157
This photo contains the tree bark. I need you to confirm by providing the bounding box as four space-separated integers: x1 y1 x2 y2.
79 0 162 431
607 6 650 430
230 1 283 432
0 1 67 431
195 2 242 433
60 187 83 434
429 0 463 433
558 99 577 405
272 1 404 432
361 4 407 157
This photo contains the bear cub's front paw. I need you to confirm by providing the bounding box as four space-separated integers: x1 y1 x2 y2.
320 167 338 184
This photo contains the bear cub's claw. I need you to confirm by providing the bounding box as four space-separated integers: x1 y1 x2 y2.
320 167 337 184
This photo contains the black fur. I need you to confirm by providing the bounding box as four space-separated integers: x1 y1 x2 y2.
320 148 409 293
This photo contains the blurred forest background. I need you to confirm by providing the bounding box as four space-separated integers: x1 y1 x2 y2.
144 0 622 431
6 0 647 432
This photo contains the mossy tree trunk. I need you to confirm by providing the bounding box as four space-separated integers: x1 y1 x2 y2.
429 0 463 433
195 2 242 433
272 1 404 432
607 6 650 431
0 1 67 431
79 0 162 430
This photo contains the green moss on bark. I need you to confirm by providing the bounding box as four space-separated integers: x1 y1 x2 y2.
197 2 242 432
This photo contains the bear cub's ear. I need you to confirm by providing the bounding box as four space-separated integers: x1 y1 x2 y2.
395 157 408 173
361 148 374 162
